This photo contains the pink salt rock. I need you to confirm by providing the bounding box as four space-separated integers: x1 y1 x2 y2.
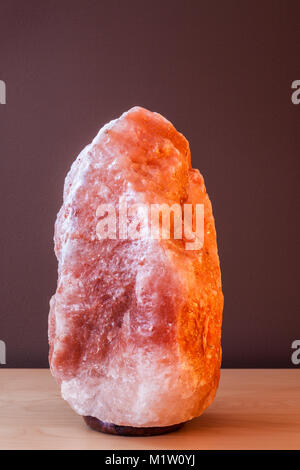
49 107 223 428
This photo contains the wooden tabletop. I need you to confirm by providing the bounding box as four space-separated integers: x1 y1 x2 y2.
0 369 299 450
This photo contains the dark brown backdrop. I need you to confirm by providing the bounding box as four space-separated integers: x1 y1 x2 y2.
0 0 299 367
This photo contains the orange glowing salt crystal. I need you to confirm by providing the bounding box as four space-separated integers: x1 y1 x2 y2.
49 107 223 434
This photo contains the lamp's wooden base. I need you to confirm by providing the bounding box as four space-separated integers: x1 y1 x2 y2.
83 416 184 436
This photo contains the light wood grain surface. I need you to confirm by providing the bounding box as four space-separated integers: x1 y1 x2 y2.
0 369 299 450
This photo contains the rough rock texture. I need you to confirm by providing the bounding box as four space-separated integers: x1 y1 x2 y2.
49 107 223 427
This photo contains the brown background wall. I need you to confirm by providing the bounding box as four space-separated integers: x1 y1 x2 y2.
0 0 299 368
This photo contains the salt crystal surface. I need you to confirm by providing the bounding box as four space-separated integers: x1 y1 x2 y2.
49 107 223 427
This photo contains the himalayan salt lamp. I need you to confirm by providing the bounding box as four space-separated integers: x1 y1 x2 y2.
49 107 223 436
